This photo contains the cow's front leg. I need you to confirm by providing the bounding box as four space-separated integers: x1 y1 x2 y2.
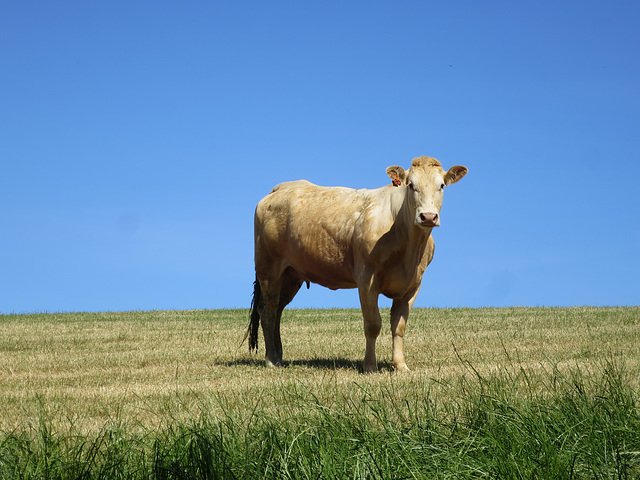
390 300 409 371
390 289 419 371
358 286 382 373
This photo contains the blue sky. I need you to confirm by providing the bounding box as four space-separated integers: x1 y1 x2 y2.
1 1 638 313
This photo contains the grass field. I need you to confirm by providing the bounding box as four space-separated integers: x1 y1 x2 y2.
1 307 639 478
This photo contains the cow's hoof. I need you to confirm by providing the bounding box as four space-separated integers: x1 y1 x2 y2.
394 363 410 372
362 363 378 374
265 358 285 368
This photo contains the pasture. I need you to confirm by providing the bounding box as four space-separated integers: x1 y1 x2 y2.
1 307 639 478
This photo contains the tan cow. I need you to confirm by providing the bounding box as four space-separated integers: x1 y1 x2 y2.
246 156 467 372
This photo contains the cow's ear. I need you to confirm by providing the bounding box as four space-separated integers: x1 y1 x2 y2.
444 165 468 186
386 166 406 187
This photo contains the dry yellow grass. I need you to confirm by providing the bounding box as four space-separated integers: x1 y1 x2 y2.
1 307 638 434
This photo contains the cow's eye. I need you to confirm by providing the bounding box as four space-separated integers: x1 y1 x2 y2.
408 182 414 191
440 183 445 190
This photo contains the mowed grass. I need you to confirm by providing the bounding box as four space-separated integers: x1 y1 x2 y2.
1 307 639 478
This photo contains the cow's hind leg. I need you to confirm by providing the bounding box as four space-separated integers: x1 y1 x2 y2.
258 276 285 367
274 268 303 361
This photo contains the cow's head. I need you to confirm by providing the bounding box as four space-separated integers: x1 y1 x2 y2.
387 156 467 228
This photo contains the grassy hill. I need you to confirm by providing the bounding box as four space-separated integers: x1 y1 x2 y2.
1 307 639 478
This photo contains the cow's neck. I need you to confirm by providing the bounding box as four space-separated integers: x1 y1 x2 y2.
391 187 432 259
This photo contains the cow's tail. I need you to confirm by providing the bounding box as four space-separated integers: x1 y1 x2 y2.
242 276 261 352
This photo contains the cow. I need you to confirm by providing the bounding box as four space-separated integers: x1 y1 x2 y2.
246 156 467 372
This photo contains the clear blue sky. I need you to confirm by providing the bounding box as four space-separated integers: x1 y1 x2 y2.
1 1 638 313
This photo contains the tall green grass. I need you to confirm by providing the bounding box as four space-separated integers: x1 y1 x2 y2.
2 358 638 479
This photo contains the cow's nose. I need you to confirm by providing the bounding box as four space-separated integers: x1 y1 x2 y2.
419 212 439 227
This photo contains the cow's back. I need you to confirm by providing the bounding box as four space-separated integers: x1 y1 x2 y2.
254 181 368 289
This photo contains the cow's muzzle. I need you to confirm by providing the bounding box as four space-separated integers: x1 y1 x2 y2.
418 212 440 227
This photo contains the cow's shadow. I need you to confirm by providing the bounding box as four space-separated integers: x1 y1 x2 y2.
222 357 393 373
